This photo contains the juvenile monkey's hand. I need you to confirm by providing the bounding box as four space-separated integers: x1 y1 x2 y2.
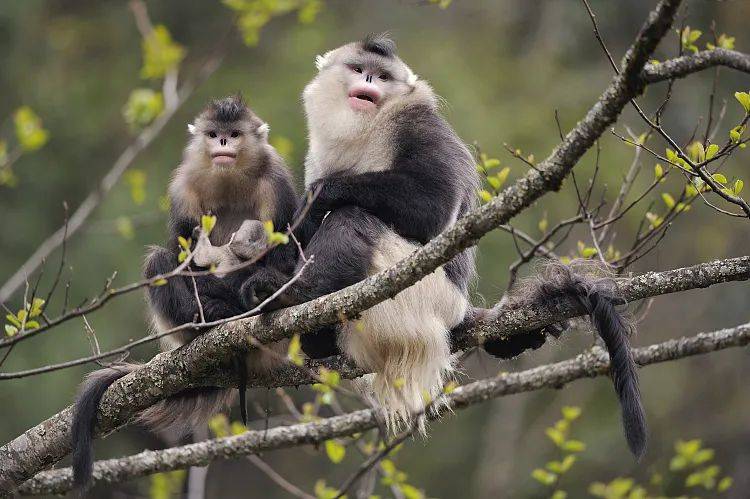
239 267 290 311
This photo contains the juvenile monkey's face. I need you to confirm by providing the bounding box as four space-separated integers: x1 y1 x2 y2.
187 115 269 171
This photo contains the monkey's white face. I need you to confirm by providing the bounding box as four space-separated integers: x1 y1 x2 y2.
187 118 269 171
303 44 417 135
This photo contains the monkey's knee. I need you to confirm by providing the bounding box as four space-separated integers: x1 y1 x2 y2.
482 330 547 359
300 326 341 359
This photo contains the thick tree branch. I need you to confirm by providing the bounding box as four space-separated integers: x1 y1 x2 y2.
17 321 750 496
643 48 750 83
2 254 747 494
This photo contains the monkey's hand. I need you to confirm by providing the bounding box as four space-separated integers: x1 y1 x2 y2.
239 267 293 311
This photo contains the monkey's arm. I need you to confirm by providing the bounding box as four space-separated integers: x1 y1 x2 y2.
144 246 245 325
300 170 458 244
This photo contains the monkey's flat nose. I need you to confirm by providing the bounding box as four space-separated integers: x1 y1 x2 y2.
220 138 227 146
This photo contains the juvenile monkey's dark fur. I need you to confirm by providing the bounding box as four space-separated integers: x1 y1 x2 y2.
71 96 298 491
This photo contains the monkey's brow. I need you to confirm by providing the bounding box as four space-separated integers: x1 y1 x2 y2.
344 54 394 72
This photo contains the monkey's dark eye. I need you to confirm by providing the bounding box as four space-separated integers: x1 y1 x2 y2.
230 130 241 138
378 73 390 81
207 131 217 138
351 66 363 74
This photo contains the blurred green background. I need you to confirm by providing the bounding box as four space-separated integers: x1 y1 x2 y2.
1 1 749 497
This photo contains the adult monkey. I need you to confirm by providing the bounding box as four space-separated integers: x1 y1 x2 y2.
243 35 646 457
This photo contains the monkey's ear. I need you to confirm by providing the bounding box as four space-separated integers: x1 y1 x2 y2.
257 123 270 140
405 68 418 87
314 50 334 71
187 123 197 135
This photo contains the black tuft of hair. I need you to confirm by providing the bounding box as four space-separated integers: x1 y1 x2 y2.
483 261 648 458
207 95 249 124
71 364 139 491
361 33 396 58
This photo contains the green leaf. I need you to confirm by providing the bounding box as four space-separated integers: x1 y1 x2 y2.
484 158 501 169
4 324 18 337
735 91 750 113
661 193 675 209
313 479 342 499
318 367 341 388
551 491 567 499
123 88 164 131
654 163 664 180
14 106 49 152
141 25 185 80
693 448 715 465
581 247 598 259
687 141 705 163
6 313 21 328
230 421 247 435
559 454 576 473
150 470 187 499
263 220 290 245
496 166 511 187
178 250 187 263
487 176 501 190
442 380 457 394
152 278 168 286
531 468 557 486
538 216 548 233
297 0 323 23
717 476 733 492
201 214 217 235
609 477 634 496
116 216 135 240
729 125 745 144
287 334 304 366
561 439 586 452
478 189 493 202
588 483 608 497
665 148 679 164
24 320 40 330
734 179 744 195
125 169 147 205
207 414 229 438
705 143 720 160
546 460 563 474
398 484 425 499
324 440 346 463
712 173 727 184
178 236 190 250
29 298 45 318
545 427 565 446
670 455 689 471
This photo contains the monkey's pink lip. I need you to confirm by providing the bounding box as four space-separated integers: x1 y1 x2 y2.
211 153 237 166
348 85 381 111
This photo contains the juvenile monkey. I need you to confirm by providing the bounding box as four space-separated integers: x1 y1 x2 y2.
71 96 298 489
244 35 646 457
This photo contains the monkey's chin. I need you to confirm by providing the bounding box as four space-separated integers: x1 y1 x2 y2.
348 96 377 113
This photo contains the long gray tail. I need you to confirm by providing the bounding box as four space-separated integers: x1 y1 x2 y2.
464 262 647 459
71 363 234 490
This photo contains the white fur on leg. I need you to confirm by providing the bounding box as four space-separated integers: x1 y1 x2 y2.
339 231 467 434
